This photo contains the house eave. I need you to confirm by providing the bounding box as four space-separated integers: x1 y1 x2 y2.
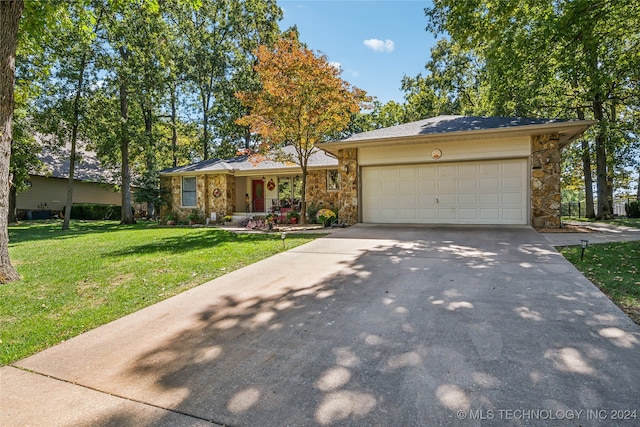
318 120 596 155
159 164 336 178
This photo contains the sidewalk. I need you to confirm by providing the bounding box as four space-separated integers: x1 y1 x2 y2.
540 220 640 246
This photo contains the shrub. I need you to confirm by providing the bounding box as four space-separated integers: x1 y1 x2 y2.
70 204 119 220
307 204 320 224
625 201 640 218
317 208 336 225
187 209 202 223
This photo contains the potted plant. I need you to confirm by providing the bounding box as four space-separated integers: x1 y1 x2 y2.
265 213 275 230
316 208 336 227
166 213 176 226
287 210 300 224
187 209 201 225
223 214 233 223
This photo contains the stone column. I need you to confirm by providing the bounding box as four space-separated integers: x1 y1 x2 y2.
337 148 358 224
209 173 235 219
531 133 562 228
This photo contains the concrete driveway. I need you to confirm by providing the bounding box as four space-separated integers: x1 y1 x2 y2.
2 225 639 426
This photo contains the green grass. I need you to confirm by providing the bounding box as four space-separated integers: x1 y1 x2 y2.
1 220 321 365
559 241 640 325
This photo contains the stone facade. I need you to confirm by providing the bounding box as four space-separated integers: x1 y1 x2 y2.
160 173 235 222
206 173 235 218
531 133 562 228
336 148 358 224
305 169 339 213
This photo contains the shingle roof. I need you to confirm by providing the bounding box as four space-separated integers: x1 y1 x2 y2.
34 134 119 184
338 115 572 142
160 145 337 175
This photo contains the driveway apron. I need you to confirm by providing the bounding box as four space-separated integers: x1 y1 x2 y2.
3 225 639 426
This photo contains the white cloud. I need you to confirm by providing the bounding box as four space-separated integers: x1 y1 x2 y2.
329 61 342 71
363 38 395 53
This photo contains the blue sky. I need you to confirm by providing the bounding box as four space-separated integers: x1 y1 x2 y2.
279 0 438 105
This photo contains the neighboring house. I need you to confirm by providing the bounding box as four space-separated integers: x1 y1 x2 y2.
17 137 122 219
159 145 340 221
159 116 593 228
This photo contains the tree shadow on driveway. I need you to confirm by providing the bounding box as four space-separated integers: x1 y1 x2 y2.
18 226 640 426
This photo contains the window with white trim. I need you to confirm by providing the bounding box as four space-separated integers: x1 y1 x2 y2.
182 177 197 207
327 169 340 191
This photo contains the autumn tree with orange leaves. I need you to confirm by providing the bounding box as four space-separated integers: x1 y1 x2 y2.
236 34 369 224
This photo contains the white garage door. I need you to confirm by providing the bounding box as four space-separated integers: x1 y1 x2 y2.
362 159 528 225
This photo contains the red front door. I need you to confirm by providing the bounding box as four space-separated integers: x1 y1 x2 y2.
252 179 265 212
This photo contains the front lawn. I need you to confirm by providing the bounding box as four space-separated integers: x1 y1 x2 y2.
559 241 640 325
1 220 320 365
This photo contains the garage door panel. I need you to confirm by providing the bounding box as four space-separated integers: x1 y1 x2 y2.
437 179 457 193
503 209 526 222
418 181 436 193
480 162 500 175
459 208 479 219
400 181 417 194
438 208 457 220
362 159 527 225
458 193 478 205
419 194 436 205
503 192 524 205
481 193 500 204
382 195 398 205
418 208 437 220
382 208 399 220
503 177 524 190
399 194 417 206
459 179 477 192
400 209 417 220
381 182 398 193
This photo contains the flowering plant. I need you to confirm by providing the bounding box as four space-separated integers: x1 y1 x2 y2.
317 208 336 225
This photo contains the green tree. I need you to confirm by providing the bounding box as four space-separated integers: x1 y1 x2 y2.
236 34 369 223
173 0 282 160
33 1 105 230
425 0 640 219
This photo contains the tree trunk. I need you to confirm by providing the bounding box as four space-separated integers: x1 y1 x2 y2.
0 0 23 282
143 103 154 219
300 166 307 225
593 99 612 220
63 56 87 231
170 84 178 168
637 166 640 200
576 108 595 218
201 88 210 160
119 49 135 224
8 185 16 223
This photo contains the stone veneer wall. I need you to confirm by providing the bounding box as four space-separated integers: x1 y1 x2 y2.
531 133 562 228
159 174 234 222
337 148 358 224
305 169 339 213
207 173 235 218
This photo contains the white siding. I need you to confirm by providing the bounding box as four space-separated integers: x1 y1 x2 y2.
358 136 531 166
17 176 121 211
